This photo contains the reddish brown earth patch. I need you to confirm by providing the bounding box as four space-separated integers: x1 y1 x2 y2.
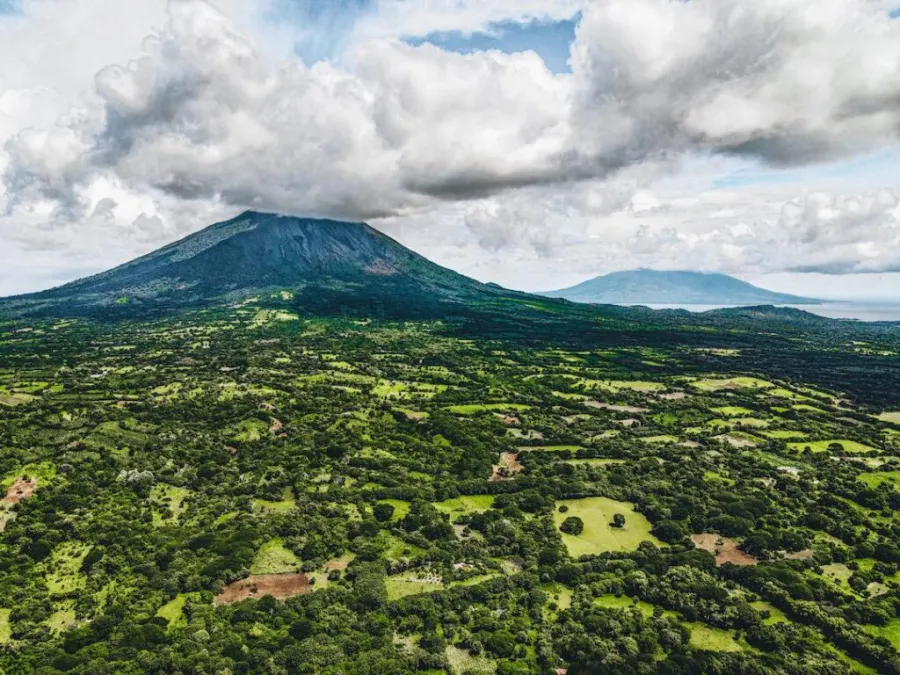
495 414 521 426
690 534 758 566
490 452 523 481
3 477 36 505
215 574 312 604
270 418 283 434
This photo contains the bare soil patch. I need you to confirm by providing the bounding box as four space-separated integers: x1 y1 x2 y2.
495 414 521 426
658 392 688 400
714 434 756 448
585 401 649 413
690 534 759 566
215 574 312 604
3 478 36 505
325 559 350 571
490 452 523 481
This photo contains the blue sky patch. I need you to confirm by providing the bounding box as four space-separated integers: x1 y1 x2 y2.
406 17 577 73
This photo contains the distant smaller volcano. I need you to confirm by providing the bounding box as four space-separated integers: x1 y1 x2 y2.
541 270 822 306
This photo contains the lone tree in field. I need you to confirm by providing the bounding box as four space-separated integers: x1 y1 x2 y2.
560 516 584 535
373 502 395 523
611 513 626 528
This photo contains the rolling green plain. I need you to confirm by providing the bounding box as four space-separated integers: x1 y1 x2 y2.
1 299 900 674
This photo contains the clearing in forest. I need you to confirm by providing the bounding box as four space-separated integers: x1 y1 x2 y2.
151 484 191 525
251 538 301 575
553 497 659 556
445 645 497 675
690 534 758 566
45 542 92 596
0 609 10 644
434 495 495 522
254 487 296 513
445 403 530 415
690 377 774 392
157 592 204 630
584 400 649 413
877 412 900 424
857 472 900 489
788 439 879 454
378 499 411 521
215 574 313 604
490 452 523 481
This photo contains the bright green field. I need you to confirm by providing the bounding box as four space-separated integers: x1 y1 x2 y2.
711 406 754 416
684 623 745 652
157 592 203 630
378 499 411 522
385 578 444 601
877 412 900 424
251 538 301 575
750 601 789 625
444 403 530 415
641 435 678 444
788 439 879 454
857 472 900 489
151 484 191 525
0 609 10 644
864 620 900 651
518 445 582 452
445 645 496 675
594 594 671 618
434 495 495 522
690 377 774 391
761 430 808 439
553 497 660 557
254 487 296 513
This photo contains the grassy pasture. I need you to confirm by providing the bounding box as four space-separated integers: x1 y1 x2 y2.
0 609 10 644
251 538 301 575
445 645 496 675
857 472 900 489
254 487 296 513
788 439 879 454
444 403 530 415
553 497 659 557
378 499 411 522
711 406 754 416
434 495 495 522
151 484 191 525
157 592 204 630
46 543 91 596
690 377 774 391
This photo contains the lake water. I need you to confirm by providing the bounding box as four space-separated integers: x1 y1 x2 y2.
631 302 900 322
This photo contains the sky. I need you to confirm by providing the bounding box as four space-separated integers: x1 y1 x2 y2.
2 0 900 300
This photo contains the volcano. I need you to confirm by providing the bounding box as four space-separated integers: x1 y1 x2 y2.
2 211 507 318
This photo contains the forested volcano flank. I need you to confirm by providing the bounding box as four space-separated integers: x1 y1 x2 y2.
3 212 502 317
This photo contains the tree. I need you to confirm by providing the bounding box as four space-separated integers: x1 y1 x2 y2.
373 502 396 523
560 516 584 535
611 513 626 529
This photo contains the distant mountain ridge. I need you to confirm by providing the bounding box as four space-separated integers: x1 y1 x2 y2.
541 270 822 306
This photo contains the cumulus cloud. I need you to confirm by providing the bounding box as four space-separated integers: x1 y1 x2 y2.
570 0 900 170
3 0 900 295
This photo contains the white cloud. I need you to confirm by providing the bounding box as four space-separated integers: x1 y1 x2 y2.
570 0 900 171
3 0 900 297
